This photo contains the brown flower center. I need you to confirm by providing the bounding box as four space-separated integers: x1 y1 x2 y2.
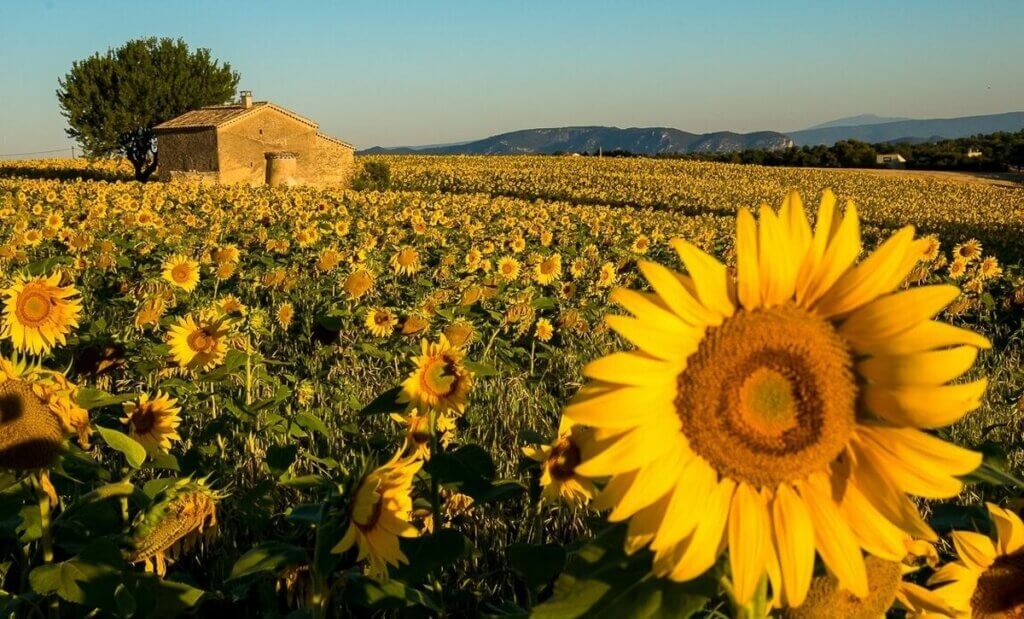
171 264 192 283
187 328 217 353
675 304 856 487
971 550 1024 618
16 290 52 326
131 404 157 435
549 439 581 481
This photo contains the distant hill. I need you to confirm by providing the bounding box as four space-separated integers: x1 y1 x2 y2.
789 112 1024 146
360 126 793 156
802 114 912 130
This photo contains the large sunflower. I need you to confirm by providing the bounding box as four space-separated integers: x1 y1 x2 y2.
2 273 82 355
928 503 1024 617
564 191 988 606
332 453 422 578
167 315 229 371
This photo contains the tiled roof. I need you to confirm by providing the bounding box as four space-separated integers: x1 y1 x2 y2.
154 102 318 131
317 132 355 150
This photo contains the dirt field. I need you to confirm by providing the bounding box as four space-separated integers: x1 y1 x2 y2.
851 167 1024 189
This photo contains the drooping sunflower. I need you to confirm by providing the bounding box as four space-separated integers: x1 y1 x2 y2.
0 356 90 469
129 478 221 576
928 503 1024 618
398 335 474 414
166 315 229 371
365 308 398 338
522 417 597 506
121 392 182 456
565 190 988 606
783 550 953 618
331 453 422 579
2 273 82 354
162 254 200 292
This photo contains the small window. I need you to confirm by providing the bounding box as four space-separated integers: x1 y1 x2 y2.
259 128 264 136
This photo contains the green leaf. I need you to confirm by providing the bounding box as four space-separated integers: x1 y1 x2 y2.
228 542 309 581
265 444 298 475
464 360 499 377
75 387 137 410
96 426 147 468
295 412 329 437
510 543 566 593
359 386 404 416
393 529 473 585
533 526 714 618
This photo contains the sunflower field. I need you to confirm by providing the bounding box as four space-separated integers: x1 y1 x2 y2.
0 155 1022 618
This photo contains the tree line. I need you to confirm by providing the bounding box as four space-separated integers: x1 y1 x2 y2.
569 131 1024 173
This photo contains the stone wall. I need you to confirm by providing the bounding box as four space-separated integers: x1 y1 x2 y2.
157 107 354 187
155 129 218 181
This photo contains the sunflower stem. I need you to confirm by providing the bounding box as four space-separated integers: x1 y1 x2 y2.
35 473 54 564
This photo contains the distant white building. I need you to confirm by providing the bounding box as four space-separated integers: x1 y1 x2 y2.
966 148 983 158
876 153 907 167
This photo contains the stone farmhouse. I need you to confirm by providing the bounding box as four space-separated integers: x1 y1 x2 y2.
154 91 355 186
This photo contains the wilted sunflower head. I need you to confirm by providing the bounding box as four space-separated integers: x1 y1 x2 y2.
2 273 82 355
129 477 223 576
0 357 89 470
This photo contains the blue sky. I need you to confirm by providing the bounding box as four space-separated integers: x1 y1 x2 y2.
1 0 1022 153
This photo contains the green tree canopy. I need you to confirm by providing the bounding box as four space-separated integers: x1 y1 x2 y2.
57 38 239 181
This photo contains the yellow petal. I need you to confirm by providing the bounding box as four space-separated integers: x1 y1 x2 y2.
625 493 671 554
564 382 676 428
650 457 718 551
812 226 915 318
798 476 868 598
728 482 771 604
857 346 978 387
951 530 996 570
840 479 909 561
608 442 689 521
858 426 981 477
840 286 960 350
605 315 701 362
797 201 861 307
611 288 692 334
854 430 966 498
987 502 1024 555
592 470 638 512
575 417 680 476
864 379 987 429
637 261 721 327
735 208 762 311
847 319 990 356
849 445 936 541
771 484 815 607
757 204 796 307
582 351 682 387
669 238 735 318
663 478 735 582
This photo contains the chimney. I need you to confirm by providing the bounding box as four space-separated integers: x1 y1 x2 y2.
240 90 253 109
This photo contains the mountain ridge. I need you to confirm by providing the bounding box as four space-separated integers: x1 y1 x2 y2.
360 112 1024 155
